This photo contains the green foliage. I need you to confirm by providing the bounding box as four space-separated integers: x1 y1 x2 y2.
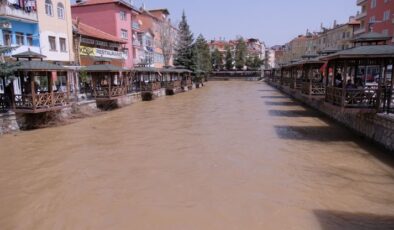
0 46 19 77
253 56 263 69
174 11 194 69
211 48 223 71
225 46 233 70
234 37 247 70
192 34 211 74
79 70 89 83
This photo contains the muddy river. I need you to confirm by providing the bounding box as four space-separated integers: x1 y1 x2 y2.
0 81 393 229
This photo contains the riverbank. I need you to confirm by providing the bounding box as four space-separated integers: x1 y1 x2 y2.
0 82 205 135
266 81 394 152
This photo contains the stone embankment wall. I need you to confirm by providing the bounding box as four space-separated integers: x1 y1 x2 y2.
271 84 394 152
0 112 19 134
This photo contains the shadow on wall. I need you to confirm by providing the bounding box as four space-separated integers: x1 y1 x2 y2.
265 101 300 106
314 210 394 230
269 109 320 118
261 95 288 99
274 126 354 142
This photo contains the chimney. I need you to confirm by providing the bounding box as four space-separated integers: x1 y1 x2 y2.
333 20 337 28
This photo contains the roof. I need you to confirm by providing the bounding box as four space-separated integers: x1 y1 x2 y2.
12 50 46 60
72 0 138 11
82 64 125 72
16 61 67 71
148 8 170 15
73 19 126 44
320 45 394 61
133 67 192 73
352 32 392 43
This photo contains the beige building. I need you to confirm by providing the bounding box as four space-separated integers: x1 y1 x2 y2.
37 0 74 63
312 19 360 53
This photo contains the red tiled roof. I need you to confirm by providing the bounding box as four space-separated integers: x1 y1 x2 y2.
73 19 126 44
72 0 137 10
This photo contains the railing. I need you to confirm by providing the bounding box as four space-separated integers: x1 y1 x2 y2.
282 77 292 87
94 86 127 98
301 82 325 95
295 79 303 90
163 80 181 89
13 92 68 111
326 86 378 108
181 79 192 87
0 3 38 22
141 82 161 92
0 93 9 112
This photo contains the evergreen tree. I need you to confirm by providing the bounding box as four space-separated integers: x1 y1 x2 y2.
252 56 262 69
174 11 194 69
225 46 233 70
211 48 223 71
192 34 211 74
0 46 19 77
234 37 247 70
245 56 254 70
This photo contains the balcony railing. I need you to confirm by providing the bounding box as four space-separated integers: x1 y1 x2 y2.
357 0 368 6
355 11 367 20
325 86 378 108
93 86 127 99
0 4 38 22
354 27 366 35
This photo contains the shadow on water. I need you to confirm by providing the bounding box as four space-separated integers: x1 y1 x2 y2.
274 126 353 142
261 95 288 99
314 210 394 230
265 101 300 106
269 109 320 117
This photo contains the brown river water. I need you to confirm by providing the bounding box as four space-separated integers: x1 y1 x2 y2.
0 81 394 230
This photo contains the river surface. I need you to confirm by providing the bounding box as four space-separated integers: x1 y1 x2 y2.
0 81 394 230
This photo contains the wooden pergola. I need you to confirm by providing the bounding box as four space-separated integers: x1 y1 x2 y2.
320 45 394 111
10 50 71 113
161 68 182 93
180 69 193 89
133 67 162 92
82 63 129 101
281 60 302 89
296 58 326 96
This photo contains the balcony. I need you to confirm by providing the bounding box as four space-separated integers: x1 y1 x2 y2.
355 11 367 20
132 40 142 47
357 0 368 6
354 27 366 35
0 4 38 23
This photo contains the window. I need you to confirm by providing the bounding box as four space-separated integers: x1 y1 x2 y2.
26 34 33 46
120 11 126 20
382 29 389 35
59 38 67 52
121 29 128 39
49 36 56 51
57 3 64 19
2 31 12 46
45 0 53 16
371 0 377 8
383 10 390 21
15 32 24 45
369 16 376 23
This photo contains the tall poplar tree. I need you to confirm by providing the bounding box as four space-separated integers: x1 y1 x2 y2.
192 34 211 74
235 37 247 70
225 46 233 70
174 11 194 69
211 48 223 71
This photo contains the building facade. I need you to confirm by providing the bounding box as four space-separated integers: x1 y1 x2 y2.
71 0 139 68
73 19 127 67
355 0 394 42
37 0 74 63
0 0 40 56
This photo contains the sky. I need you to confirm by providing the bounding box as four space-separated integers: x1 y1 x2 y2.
70 0 359 47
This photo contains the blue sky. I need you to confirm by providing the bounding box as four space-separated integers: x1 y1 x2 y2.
71 0 358 46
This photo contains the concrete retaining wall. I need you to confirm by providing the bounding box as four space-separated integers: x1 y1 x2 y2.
270 83 394 152
0 112 19 134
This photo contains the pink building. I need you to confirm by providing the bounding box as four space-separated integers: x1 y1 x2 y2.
71 0 140 68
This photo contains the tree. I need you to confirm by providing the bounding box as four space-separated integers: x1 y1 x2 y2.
252 56 263 70
234 37 247 70
157 19 175 66
211 48 223 71
174 11 194 69
192 34 211 74
225 46 233 70
0 46 19 77
245 56 254 70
